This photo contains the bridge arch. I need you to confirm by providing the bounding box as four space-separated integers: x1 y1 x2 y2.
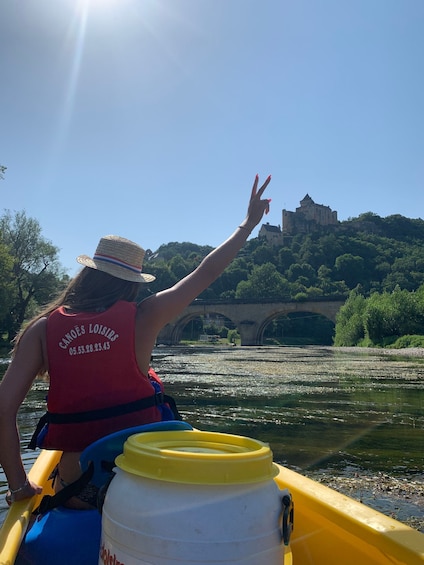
157 298 345 346
256 310 335 345
162 311 237 344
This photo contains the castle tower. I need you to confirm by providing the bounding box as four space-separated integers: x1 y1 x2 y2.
283 195 338 236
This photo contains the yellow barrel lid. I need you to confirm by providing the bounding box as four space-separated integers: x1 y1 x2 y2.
115 430 278 485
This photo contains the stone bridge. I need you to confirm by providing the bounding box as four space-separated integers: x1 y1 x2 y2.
157 298 345 346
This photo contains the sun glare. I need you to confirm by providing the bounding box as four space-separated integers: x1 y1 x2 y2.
76 0 129 16
80 0 120 7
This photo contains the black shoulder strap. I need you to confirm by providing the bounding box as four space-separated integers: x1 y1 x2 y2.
28 413 49 449
163 394 182 420
33 461 95 515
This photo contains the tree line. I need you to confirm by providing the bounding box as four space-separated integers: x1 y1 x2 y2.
2 205 424 347
0 211 69 344
335 285 424 348
139 212 424 303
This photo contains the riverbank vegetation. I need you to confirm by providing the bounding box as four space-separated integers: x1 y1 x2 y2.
334 285 424 348
1 207 424 348
0 210 69 345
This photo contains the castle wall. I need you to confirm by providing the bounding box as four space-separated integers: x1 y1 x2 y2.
283 195 338 235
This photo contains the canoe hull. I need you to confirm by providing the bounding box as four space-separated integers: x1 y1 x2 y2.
1 436 423 565
0 450 60 565
274 465 424 565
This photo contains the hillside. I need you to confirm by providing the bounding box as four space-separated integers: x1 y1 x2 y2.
138 213 424 303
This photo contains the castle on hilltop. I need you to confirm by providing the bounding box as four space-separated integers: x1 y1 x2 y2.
259 195 338 245
283 194 338 236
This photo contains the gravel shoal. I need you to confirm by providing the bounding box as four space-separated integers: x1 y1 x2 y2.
304 470 424 532
330 346 424 357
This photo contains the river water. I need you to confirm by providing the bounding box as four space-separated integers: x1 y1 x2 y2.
1 345 423 530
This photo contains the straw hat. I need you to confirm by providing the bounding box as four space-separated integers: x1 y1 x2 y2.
77 235 155 283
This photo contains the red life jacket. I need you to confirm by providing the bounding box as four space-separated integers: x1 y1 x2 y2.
42 301 165 451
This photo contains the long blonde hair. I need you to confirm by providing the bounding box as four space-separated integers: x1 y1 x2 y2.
12 267 141 355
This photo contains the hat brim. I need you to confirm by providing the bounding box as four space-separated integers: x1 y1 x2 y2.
76 255 155 283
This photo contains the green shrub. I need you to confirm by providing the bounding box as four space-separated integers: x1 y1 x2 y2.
388 335 424 349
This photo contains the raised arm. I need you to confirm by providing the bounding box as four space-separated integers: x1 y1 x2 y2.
137 174 271 343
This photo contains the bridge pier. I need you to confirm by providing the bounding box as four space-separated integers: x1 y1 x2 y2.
238 321 260 346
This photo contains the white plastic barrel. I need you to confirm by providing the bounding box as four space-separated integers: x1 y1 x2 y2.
99 430 292 565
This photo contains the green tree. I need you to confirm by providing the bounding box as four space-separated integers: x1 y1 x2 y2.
0 210 65 340
235 263 290 300
150 263 177 291
209 261 249 299
317 265 335 294
285 263 317 291
333 288 366 346
334 253 366 288
362 287 422 344
278 247 296 272
0 242 14 340
252 244 276 266
363 294 387 343
227 328 239 344
318 233 343 265
168 254 189 279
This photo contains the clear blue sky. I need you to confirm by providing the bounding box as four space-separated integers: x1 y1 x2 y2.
1 0 423 276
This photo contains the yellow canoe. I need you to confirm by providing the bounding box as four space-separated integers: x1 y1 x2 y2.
277 465 424 565
0 450 60 565
1 449 423 564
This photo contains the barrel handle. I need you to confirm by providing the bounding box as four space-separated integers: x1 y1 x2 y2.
279 492 294 546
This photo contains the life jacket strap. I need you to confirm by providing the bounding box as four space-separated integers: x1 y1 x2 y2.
47 393 163 424
28 393 181 449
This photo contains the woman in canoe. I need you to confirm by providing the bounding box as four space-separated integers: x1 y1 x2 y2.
0 174 271 509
